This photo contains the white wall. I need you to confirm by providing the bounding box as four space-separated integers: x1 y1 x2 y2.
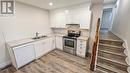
0 1 51 68
89 4 103 53
5 2 52 42
111 0 130 71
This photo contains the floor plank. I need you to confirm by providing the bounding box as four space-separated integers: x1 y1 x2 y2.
0 49 95 73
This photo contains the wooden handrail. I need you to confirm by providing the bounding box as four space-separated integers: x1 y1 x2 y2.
90 18 100 71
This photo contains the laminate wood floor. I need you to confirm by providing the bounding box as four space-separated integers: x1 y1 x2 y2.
0 49 95 73
100 31 123 41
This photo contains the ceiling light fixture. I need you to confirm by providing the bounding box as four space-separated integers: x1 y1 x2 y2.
49 2 53 6
65 10 69 13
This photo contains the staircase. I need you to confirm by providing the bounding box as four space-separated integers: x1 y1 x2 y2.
96 31 128 73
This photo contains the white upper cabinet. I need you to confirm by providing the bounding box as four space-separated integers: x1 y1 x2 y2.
66 11 91 29
66 12 80 24
79 11 91 29
50 3 91 29
50 11 66 28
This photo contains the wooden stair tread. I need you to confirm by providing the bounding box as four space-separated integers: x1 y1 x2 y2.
98 56 128 66
97 62 127 73
98 49 126 57
96 67 110 73
99 43 124 49
99 38 123 43
100 31 123 42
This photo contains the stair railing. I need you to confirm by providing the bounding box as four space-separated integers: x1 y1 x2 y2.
90 18 101 71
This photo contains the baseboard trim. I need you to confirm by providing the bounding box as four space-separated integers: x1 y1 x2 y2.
0 60 11 69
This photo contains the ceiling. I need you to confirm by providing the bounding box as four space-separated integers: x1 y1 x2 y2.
104 0 117 4
16 0 90 10
91 0 117 5
16 0 117 10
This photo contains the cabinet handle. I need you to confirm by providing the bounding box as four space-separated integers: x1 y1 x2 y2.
80 44 82 46
80 41 83 43
80 47 82 49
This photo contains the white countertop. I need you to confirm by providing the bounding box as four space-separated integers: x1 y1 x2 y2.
54 34 66 37
7 36 54 48
7 38 35 48
7 35 89 48
77 36 89 41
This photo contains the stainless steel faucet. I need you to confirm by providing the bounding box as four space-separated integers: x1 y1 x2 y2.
35 32 39 38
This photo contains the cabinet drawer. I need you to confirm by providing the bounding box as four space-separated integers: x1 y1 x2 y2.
79 41 86 45
77 39 87 58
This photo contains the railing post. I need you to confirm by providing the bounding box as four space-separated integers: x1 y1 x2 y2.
90 18 100 71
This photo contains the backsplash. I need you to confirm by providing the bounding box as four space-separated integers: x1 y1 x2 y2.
52 28 67 35
52 28 89 37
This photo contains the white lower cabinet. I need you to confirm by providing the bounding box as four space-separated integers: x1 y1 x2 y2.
34 37 55 59
9 43 35 70
76 40 87 58
55 36 63 50
8 37 55 70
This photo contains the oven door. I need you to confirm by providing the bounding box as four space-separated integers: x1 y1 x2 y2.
64 39 75 48
63 38 77 55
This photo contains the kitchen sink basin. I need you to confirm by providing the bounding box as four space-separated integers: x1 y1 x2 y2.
32 36 47 40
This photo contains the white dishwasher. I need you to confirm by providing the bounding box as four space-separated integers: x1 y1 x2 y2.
7 39 35 70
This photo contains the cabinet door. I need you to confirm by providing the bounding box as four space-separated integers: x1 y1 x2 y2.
66 13 80 24
80 11 91 29
52 37 55 49
50 13 57 28
45 38 54 52
55 36 63 50
51 12 66 28
59 13 66 28
76 40 82 56
66 13 73 24
13 44 35 68
35 38 55 59
34 40 47 58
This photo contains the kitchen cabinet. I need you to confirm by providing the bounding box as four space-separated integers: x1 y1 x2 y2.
7 37 55 70
66 13 80 24
66 11 91 29
8 43 35 70
79 11 91 29
55 36 63 50
76 39 87 58
50 10 91 29
34 37 55 59
50 12 66 28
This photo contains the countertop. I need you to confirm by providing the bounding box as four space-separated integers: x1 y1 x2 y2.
7 34 89 48
77 36 89 41
7 38 35 48
7 36 53 48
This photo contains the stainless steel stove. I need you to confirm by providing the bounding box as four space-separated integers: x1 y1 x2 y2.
63 30 81 55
